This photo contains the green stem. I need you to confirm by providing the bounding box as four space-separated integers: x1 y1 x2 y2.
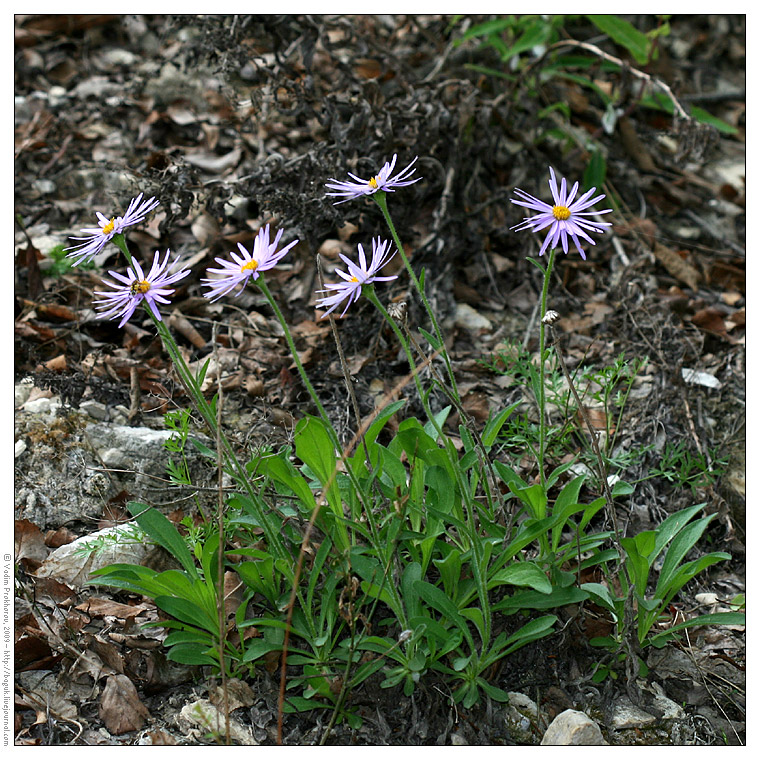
147 308 286 558
112 233 133 267
372 192 460 406
537 247 558 490
256 278 332 427
367 285 490 645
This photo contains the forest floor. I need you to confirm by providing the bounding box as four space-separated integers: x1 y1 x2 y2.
13 14 745 746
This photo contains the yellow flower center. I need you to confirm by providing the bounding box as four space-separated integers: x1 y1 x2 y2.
350 276 359 283
130 280 151 295
241 260 259 273
552 205 571 221
102 218 116 235
368 177 379 189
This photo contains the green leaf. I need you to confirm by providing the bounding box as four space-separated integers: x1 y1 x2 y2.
639 93 738 136
418 327 441 351
195 357 212 387
242 640 286 663
656 515 714 594
432 549 462 600
501 615 557 655
478 679 510 702
460 607 486 641
689 105 739 136
455 16 514 44
155 595 218 633
401 562 423 620
652 504 704 561
166 643 219 666
587 15 651 65
482 402 521 448
282 696 330 714
648 612 745 647
258 452 316 512
612 480 635 497
655 552 730 605
413 580 474 650
127 502 197 578
494 585 587 613
488 563 552 594
580 582 619 614
510 483 547 520
500 18 551 61
583 150 607 193
364 400 407 447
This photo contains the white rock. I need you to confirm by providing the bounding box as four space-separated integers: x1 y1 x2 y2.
177 699 257 745
541 709 607 745
15 380 34 408
454 302 492 331
35 522 153 587
23 397 61 415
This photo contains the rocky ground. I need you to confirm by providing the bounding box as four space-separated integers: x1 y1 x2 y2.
14 15 745 745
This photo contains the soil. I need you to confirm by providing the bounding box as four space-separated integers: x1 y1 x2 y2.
13 14 745 746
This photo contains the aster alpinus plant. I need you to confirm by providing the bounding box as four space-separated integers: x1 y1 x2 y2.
94 249 190 327
65 157 742 737
315 237 398 317
65 192 160 266
325 155 461 406
510 166 612 489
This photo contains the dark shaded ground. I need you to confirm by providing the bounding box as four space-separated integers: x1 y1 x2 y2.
14 15 745 745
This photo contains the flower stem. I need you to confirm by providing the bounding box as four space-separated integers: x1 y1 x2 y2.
537 247 558 489
255 278 331 427
146 307 286 557
112 233 133 267
373 192 461 405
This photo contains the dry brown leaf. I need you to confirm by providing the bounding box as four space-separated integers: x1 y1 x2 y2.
652 242 701 291
245 377 265 397
462 390 491 423
691 307 737 342
209 678 256 712
44 526 78 548
618 116 657 172
34 576 76 605
76 598 148 621
15 519 49 564
168 309 206 348
140 729 178 745
99 674 150 735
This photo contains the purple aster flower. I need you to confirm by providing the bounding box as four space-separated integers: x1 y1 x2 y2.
93 250 190 328
511 167 613 259
201 224 298 302
65 193 160 266
325 154 421 205
315 237 398 318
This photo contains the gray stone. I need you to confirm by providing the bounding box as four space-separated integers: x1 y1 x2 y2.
541 709 607 745
610 697 657 729
79 400 109 421
647 682 687 721
87 423 175 474
505 692 539 743
15 380 34 408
